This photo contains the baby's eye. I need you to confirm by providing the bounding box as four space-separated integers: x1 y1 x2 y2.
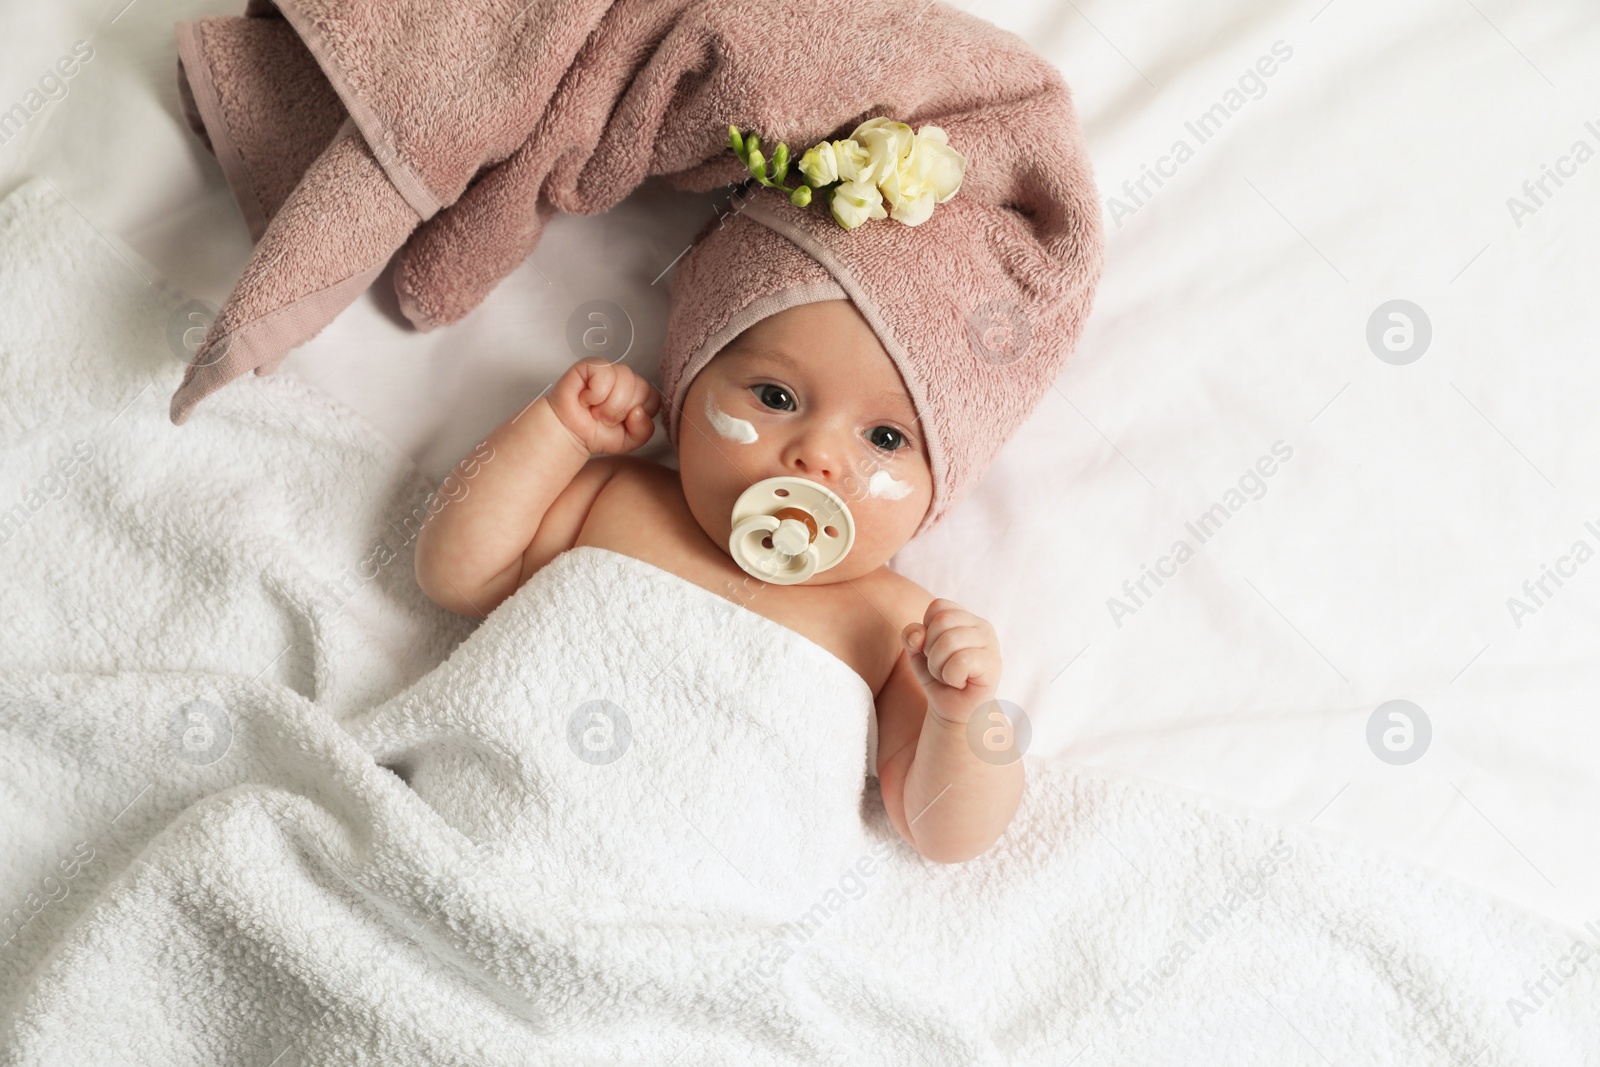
868 426 906 453
752 384 795 411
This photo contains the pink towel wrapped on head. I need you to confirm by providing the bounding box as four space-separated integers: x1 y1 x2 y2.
174 0 1103 530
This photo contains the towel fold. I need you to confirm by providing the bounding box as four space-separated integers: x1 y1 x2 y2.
355 545 881 914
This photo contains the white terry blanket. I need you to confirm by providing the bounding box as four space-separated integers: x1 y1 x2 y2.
0 179 471 717
2 182 1599 1064
358 545 883 911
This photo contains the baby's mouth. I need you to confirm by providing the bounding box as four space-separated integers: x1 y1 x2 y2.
727 476 855 585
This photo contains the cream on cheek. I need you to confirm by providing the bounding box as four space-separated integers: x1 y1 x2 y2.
703 391 758 444
867 468 913 500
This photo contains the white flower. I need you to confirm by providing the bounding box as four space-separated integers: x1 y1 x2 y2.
800 139 869 186
881 125 967 226
829 178 888 230
792 117 967 230
799 141 839 185
831 139 870 182
850 118 916 187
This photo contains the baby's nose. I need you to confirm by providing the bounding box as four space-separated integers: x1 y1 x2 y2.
789 444 841 483
792 454 831 479
784 427 852 487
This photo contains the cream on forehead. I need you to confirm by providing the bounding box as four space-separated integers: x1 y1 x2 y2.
704 391 758 444
868 469 912 500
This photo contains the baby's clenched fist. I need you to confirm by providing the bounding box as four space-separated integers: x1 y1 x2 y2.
902 598 1001 726
548 358 662 457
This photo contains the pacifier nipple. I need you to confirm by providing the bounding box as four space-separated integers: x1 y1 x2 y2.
728 477 855 585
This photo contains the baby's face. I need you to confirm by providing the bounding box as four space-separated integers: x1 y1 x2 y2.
678 299 933 583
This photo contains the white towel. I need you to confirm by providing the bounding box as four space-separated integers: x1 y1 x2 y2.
0 176 471 719
354 545 882 914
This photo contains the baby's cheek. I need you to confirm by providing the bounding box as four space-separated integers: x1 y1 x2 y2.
854 485 928 559
836 465 871 506
864 468 915 502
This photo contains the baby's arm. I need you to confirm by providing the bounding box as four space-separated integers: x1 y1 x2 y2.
414 359 660 617
875 599 1025 864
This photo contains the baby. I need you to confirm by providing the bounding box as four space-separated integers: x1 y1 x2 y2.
414 298 1024 864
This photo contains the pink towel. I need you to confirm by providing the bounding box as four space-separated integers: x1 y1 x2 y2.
173 0 1103 527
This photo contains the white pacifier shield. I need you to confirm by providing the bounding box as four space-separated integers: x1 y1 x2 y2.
728 476 855 585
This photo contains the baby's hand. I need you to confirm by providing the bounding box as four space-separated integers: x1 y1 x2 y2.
902 599 1001 726
548 358 661 456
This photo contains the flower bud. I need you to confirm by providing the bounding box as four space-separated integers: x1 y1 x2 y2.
790 185 812 207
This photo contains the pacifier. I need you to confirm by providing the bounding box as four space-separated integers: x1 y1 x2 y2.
728 476 855 585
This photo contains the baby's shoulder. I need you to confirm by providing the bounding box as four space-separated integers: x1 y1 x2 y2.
857 564 936 632
575 455 714 569
587 452 670 482
579 454 679 516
